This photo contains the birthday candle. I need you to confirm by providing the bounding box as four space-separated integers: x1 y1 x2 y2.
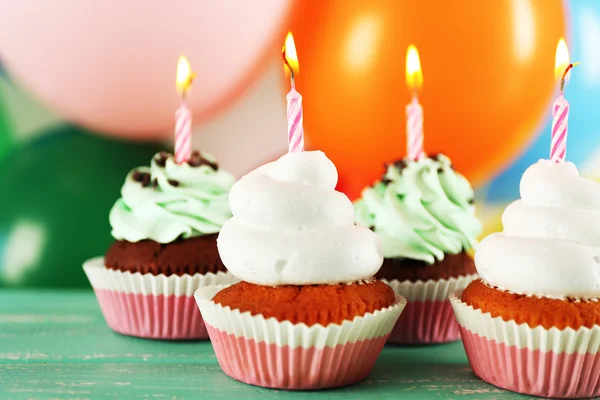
175 56 196 164
550 39 579 163
282 32 304 153
405 45 424 160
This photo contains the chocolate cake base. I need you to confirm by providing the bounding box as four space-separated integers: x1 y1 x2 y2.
105 234 227 276
376 252 475 282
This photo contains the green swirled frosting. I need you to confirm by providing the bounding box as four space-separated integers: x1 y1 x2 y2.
109 152 235 243
354 154 482 264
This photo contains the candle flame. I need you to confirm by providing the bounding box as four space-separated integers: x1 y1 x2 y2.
176 56 196 96
555 38 581 93
405 45 423 90
555 38 570 80
282 32 299 76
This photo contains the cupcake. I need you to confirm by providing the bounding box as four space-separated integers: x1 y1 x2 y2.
452 159 600 398
83 150 239 340
354 154 482 344
195 150 406 389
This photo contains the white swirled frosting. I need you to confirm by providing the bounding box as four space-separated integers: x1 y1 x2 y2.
217 151 383 285
476 159 600 299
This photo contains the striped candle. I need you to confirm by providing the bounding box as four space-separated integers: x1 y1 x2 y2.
282 32 304 153
550 62 578 163
286 84 304 153
550 95 569 163
175 56 195 164
175 102 192 164
406 96 424 160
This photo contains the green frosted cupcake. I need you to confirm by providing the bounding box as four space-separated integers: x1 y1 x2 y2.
83 150 239 340
354 154 482 344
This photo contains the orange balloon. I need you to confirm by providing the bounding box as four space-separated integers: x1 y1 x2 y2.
287 1 566 199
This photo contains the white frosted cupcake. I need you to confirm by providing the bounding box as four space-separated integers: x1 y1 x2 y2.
453 159 600 398
195 150 406 389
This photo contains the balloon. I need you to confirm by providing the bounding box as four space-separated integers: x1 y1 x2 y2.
287 1 566 199
0 126 163 288
486 0 600 203
0 1 292 139
0 85 14 161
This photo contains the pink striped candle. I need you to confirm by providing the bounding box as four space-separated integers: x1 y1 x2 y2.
286 85 304 153
283 32 304 153
406 96 424 160
175 102 192 164
405 45 424 160
175 56 195 164
550 62 578 163
550 95 569 163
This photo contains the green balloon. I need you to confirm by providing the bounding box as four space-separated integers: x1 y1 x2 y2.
0 125 164 288
0 87 14 162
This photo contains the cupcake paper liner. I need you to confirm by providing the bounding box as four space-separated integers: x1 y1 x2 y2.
83 257 239 340
381 274 475 344
451 291 600 398
195 285 407 389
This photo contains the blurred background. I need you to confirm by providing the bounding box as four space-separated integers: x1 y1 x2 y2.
0 0 597 288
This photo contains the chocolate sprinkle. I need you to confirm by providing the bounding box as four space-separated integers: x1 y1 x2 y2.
393 159 408 170
132 170 152 187
437 167 444 173
468 198 475 205
152 178 158 189
381 177 393 185
141 173 151 187
154 151 169 167
188 150 202 165
168 179 180 187
188 150 219 170
368 225 376 231
132 170 143 182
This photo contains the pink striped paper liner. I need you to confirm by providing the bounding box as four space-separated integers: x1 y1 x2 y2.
83 257 238 340
382 274 475 344
451 292 600 398
207 324 386 389
388 300 459 344
94 289 207 339
195 285 407 389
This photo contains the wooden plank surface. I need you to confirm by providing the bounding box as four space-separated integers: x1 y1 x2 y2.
0 290 526 399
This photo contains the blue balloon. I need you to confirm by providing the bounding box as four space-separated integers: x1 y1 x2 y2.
486 0 600 203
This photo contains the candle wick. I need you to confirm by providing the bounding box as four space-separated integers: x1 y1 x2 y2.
282 46 296 90
560 62 580 94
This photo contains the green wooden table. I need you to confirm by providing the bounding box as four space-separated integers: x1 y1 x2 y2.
0 290 530 399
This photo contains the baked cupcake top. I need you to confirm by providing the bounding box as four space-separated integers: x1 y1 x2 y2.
354 154 481 264
217 150 383 285
477 159 600 299
110 151 234 243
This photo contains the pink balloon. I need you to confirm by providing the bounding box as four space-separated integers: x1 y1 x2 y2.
0 1 292 139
